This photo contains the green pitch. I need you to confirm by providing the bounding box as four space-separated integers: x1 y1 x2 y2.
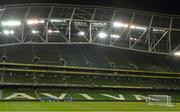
0 101 180 112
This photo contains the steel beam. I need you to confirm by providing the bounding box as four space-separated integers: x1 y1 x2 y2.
168 17 173 53
150 31 168 51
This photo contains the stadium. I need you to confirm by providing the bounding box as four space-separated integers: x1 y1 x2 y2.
1 2 180 111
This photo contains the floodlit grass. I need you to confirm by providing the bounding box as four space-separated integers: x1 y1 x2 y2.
0 101 179 111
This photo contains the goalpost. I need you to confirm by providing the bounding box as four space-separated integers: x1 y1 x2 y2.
146 95 174 107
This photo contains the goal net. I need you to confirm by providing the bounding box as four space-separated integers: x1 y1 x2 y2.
146 95 173 106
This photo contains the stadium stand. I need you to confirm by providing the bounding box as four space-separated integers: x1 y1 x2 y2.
0 44 180 98
0 44 179 72
1 70 180 89
1 4 180 105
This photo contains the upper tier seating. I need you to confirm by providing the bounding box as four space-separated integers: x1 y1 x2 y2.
0 44 180 72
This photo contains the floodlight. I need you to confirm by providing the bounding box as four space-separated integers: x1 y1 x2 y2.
98 32 107 38
113 22 128 28
0 8 5 11
130 25 147 30
78 31 85 36
130 25 136 29
92 22 107 27
53 30 60 33
27 19 45 25
174 51 180 56
48 29 60 34
135 26 147 30
32 30 39 34
48 29 53 33
153 29 165 32
130 37 138 41
2 20 21 27
74 21 87 26
110 34 120 38
3 30 14 35
134 38 137 41
50 19 66 23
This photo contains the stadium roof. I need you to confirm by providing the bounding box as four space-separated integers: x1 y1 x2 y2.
0 3 180 55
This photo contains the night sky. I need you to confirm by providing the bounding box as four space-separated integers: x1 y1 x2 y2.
1 0 180 15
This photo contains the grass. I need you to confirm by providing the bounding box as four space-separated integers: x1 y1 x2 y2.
0 101 179 111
